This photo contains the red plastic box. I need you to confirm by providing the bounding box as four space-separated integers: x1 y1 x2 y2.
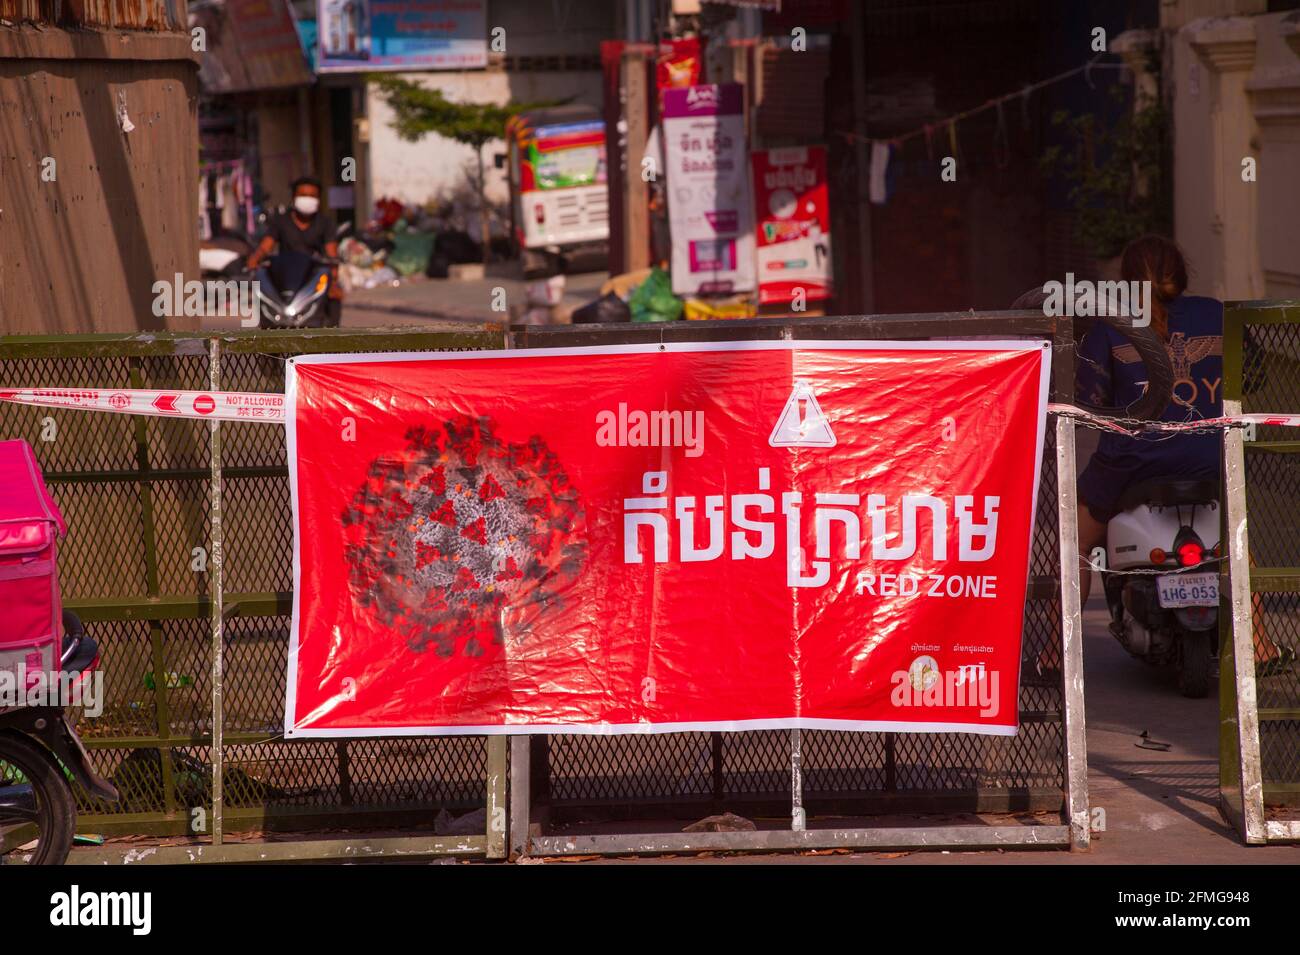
0 439 66 695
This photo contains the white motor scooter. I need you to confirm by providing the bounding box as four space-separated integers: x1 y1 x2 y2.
1103 477 1222 697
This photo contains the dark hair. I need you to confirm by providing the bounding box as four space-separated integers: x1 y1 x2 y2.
1120 235 1188 340
291 176 323 194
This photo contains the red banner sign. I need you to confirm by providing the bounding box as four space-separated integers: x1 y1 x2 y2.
284 342 1050 737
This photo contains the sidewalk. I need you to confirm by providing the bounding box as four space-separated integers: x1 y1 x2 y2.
594 602 1296 866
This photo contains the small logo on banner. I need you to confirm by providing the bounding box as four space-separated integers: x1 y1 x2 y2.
108 393 129 410
769 379 836 448
193 394 216 416
908 655 940 692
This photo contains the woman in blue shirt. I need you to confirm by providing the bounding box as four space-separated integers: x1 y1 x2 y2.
1075 235 1289 673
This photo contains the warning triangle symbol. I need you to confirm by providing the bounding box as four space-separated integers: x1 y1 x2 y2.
769 379 836 448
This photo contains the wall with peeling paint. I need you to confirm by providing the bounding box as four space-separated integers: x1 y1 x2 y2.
0 28 201 333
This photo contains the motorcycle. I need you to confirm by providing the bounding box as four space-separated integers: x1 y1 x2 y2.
1102 477 1222 697
249 219 352 330
1 440 118 865
0 612 119 864
251 249 341 330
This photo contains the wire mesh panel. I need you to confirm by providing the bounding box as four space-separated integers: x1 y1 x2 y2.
517 316 1072 826
0 331 500 840
1230 308 1300 819
4 319 1076 851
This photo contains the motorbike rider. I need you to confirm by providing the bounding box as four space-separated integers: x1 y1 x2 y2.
1075 234 1291 674
246 176 343 326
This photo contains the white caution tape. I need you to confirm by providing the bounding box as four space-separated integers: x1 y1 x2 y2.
0 387 284 423
1048 403 1300 434
1 390 1293 433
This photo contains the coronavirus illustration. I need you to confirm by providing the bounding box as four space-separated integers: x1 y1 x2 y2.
341 415 586 658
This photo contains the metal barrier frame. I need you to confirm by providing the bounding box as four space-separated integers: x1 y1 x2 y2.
4 315 1090 860
505 314 1090 856
2 328 508 863
1221 300 1300 845
506 418 1086 857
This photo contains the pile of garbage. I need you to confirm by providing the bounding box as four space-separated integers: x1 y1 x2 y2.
337 234 399 292
570 266 757 325
336 196 498 292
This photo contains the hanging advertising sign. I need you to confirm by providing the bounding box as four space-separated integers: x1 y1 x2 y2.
316 0 487 73
195 0 313 94
752 146 832 305
283 341 1050 738
662 84 756 296
656 38 702 96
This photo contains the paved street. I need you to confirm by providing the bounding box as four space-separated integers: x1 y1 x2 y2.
343 265 610 328
196 264 610 333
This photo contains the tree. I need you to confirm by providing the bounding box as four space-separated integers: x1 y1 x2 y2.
1040 83 1171 262
371 75 549 265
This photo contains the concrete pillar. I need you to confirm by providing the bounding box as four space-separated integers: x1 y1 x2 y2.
1245 14 1300 299
1181 17 1263 301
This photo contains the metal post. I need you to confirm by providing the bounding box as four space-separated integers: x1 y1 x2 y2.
509 736 531 859
485 736 508 859
1222 400 1267 844
848 0 875 312
127 357 176 822
1055 416 1090 849
711 732 724 809
208 338 225 846
620 49 651 274
790 729 805 831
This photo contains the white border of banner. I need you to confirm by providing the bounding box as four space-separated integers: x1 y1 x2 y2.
283 339 1053 738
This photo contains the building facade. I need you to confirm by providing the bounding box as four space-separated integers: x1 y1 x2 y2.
0 1 201 333
1164 2 1300 300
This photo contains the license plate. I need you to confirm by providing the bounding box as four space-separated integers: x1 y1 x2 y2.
1157 572 1219 609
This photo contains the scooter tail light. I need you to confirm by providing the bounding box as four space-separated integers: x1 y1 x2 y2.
1149 547 1167 565
1177 540 1204 567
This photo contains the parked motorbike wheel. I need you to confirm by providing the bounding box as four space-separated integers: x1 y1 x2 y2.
0 731 77 865
1176 630 1214 699
1084 314 1176 422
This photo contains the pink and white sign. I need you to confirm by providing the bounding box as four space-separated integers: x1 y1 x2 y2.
662 84 755 296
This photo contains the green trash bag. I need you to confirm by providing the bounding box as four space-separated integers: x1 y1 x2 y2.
628 266 683 323
388 231 435 277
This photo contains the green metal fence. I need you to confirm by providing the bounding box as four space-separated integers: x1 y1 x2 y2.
1222 300 1300 844
506 314 1088 855
3 315 1090 859
0 328 507 860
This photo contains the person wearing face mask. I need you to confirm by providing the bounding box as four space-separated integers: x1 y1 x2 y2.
247 176 343 325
